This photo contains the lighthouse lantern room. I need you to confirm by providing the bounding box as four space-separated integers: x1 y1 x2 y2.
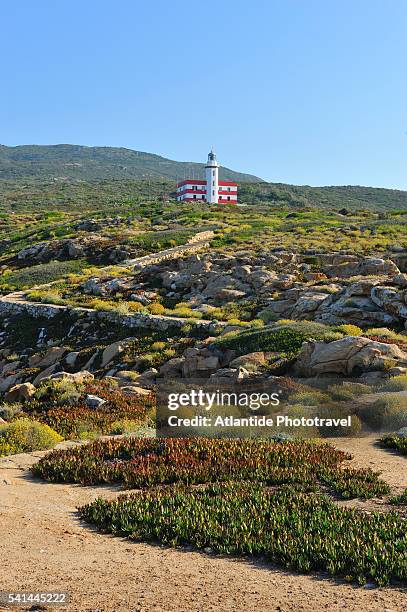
176 150 237 205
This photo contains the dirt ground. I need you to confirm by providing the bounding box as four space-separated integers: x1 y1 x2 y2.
0 436 406 612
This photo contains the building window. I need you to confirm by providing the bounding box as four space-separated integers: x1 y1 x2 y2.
228 187 231 192
212 190 215 196
193 194 197 199
219 196 222 200
213 170 215 176
227 196 230 201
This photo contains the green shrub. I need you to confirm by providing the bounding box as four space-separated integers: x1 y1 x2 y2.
0 418 62 456
289 390 330 406
318 405 362 437
148 302 165 315
107 419 141 435
34 378 85 406
336 324 363 336
360 395 407 431
215 322 339 357
380 375 407 392
0 402 23 420
328 382 371 401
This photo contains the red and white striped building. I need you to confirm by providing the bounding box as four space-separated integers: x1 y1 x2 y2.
176 150 237 204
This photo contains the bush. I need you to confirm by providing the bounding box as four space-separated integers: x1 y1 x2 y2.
148 303 165 315
336 324 363 336
0 418 62 456
151 341 166 351
215 322 339 357
318 405 362 437
380 375 407 392
34 378 85 406
328 382 371 401
289 390 330 406
360 395 407 431
0 402 23 420
107 419 141 435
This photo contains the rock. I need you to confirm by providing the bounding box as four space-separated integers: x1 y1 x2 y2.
101 339 134 368
290 293 328 318
322 256 399 278
393 273 407 287
33 364 58 385
65 351 80 367
85 394 106 408
294 336 407 377
303 272 327 282
82 277 107 296
229 352 266 370
1 361 20 376
214 288 247 301
17 242 49 260
182 348 220 378
210 367 250 382
5 382 36 403
120 385 152 397
66 239 85 258
46 370 94 384
0 374 19 393
371 286 407 319
135 368 158 386
35 346 67 368
159 357 185 378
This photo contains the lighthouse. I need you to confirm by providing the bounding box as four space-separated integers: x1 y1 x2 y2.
205 148 219 204
175 150 238 204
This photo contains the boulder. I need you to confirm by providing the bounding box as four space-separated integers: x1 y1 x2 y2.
101 338 134 368
159 357 185 378
121 385 152 397
35 346 67 369
0 374 20 393
46 370 94 384
33 364 58 385
182 347 220 378
85 394 106 408
1 361 20 376
5 383 36 403
210 367 250 382
294 336 407 377
229 352 266 370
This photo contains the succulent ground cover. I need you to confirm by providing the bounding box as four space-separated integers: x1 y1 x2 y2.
79 482 406 587
20 380 155 439
380 434 407 455
32 437 390 499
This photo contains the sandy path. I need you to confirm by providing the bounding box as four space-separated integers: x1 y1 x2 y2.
0 438 406 612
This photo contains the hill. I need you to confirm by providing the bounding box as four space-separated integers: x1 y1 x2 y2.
0 144 262 183
238 182 407 212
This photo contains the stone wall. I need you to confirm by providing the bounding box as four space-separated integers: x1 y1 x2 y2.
129 231 214 270
0 293 221 332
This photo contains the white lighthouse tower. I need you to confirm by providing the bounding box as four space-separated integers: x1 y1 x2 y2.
205 148 219 204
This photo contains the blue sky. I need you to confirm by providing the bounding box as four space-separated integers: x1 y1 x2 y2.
1 0 406 188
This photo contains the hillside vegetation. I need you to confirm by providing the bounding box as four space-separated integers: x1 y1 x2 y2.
0 144 261 182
